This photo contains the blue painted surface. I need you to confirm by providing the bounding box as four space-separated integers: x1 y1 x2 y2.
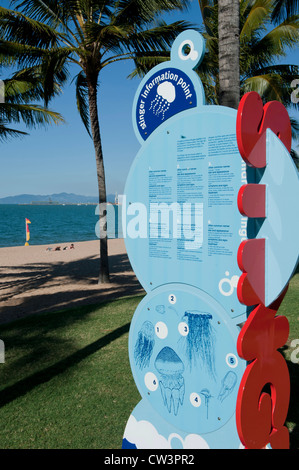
253 129 299 306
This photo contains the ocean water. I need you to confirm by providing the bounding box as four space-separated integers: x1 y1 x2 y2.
0 204 121 248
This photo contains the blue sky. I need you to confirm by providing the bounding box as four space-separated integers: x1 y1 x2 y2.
0 0 298 199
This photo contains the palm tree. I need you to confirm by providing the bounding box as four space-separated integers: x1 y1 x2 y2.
197 0 299 141
216 0 299 112
218 0 240 108
0 0 193 283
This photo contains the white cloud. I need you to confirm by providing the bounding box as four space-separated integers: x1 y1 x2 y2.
124 415 210 449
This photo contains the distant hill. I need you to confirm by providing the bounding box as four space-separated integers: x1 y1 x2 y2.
0 192 117 204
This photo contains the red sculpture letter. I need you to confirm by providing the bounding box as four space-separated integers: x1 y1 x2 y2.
236 92 291 449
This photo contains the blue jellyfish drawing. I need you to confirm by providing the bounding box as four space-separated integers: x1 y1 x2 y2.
154 347 185 416
218 371 237 402
182 311 216 379
134 321 155 370
168 306 179 317
200 388 213 419
155 305 165 314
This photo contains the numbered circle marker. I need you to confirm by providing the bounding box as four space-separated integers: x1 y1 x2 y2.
190 393 201 408
144 372 159 392
155 322 168 339
178 322 189 337
226 353 238 368
168 294 177 305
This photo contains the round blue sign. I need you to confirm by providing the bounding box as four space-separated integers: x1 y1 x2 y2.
136 67 197 140
128 283 246 435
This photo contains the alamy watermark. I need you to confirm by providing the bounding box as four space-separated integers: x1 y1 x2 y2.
291 79 299 104
290 339 299 364
0 80 4 104
0 340 4 363
95 196 203 250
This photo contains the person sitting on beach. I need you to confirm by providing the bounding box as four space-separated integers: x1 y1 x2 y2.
47 244 74 251
63 244 75 250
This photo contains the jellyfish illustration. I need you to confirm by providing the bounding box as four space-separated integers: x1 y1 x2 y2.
155 305 166 314
182 311 216 379
200 388 213 419
134 321 155 370
168 305 179 317
154 346 185 416
218 371 237 402
149 82 176 120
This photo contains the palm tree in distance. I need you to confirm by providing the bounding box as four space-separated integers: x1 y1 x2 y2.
0 0 193 283
197 0 299 144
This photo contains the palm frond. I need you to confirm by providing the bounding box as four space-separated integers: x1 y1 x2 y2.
240 0 272 41
290 148 299 167
74 70 91 137
290 117 299 141
197 0 217 36
242 73 287 101
38 48 71 105
255 15 299 57
271 0 299 24
0 102 64 127
113 0 190 27
11 0 70 28
0 123 28 141
0 40 51 68
123 20 195 55
129 51 171 78
241 64 299 104
0 6 63 47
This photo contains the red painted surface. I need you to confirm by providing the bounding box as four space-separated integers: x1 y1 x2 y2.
236 92 292 167
238 184 266 218
236 292 290 449
237 272 261 307
237 239 265 305
235 92 291 449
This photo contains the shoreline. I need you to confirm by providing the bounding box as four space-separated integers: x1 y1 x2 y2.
0 238 100 250
0 239 143 325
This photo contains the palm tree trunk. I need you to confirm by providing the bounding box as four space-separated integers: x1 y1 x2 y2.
87 75 110 284
218 0 240 109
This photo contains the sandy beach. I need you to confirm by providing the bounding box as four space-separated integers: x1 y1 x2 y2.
0 239 144 325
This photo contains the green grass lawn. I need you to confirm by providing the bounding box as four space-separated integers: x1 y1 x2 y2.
0 295 142 449
0 274 298 449
279 270 299 449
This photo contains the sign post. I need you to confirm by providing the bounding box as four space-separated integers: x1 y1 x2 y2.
122 31 298 449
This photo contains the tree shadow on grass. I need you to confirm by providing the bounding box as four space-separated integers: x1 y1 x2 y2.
0 319 131 409
0 250 144 324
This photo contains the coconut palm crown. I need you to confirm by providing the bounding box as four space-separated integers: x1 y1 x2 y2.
197 0 298 111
